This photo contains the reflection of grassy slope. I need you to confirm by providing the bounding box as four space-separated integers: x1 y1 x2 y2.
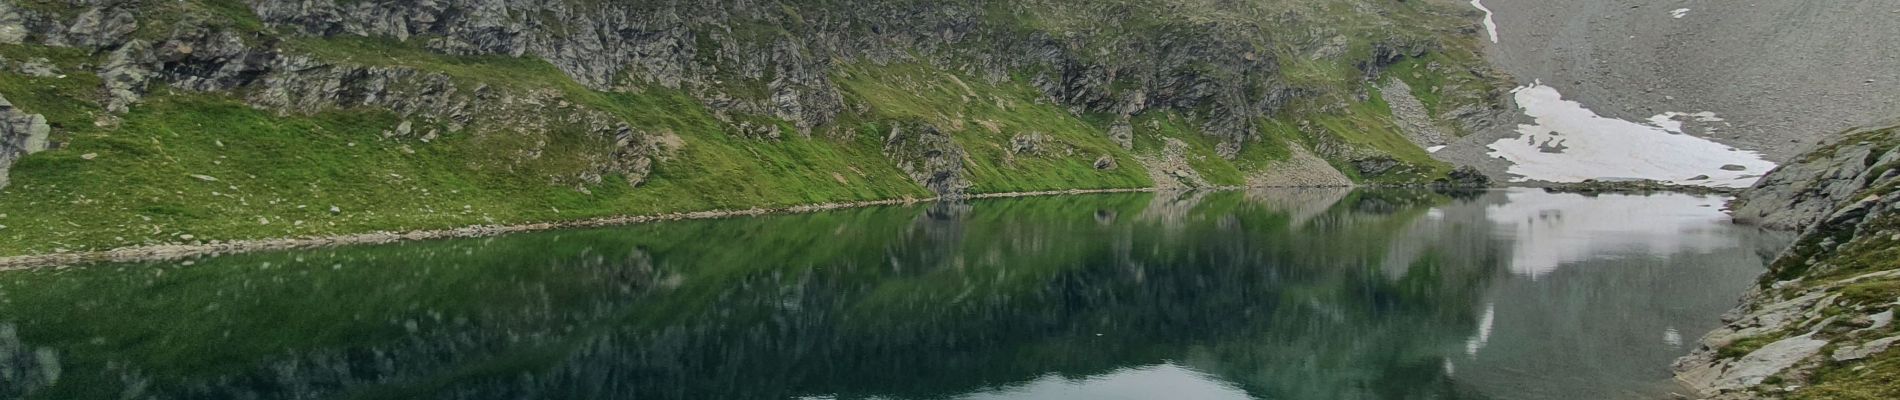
0 191 1490 399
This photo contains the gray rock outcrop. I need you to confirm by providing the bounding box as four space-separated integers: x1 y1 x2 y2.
1731 123 1900 230
883 123 968 195
1677 120 1900 399
1831 335 1898 362
0 94 51 189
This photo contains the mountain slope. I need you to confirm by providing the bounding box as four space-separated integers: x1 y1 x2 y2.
0 0 1507 257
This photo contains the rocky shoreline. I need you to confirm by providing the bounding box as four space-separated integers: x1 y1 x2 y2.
1672 123 1900 399
1534 179 1744 196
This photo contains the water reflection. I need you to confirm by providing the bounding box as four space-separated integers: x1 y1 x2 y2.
0 189 1785 400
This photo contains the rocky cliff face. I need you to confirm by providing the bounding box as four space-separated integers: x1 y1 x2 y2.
1676 122 1900 399
0 0 1505 256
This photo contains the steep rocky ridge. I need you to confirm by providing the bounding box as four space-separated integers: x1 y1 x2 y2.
0 0 1507 257
1676 122 1900 399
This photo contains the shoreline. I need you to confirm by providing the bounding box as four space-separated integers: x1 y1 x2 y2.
0 187 1165 270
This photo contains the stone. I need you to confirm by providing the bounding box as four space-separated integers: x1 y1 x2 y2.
1720 164 1748 171
1353 156 1401 176
883 124 969 195
1712 334 1828 390
62 6 138 48
1008 132 1046 155
1832 336 1900 362
100 41 155 114
15 58 56 77
190 174 219 182
0 1 26 45
1730 127 1896 230
1442 165 1492 188
1853 309 1894 334
1107 122 1134 150
0 93 52 189
1093 155 1117 170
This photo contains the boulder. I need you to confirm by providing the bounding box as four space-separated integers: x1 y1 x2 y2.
1712 334 1828 390
0 94 52 189
1832 336 1899 362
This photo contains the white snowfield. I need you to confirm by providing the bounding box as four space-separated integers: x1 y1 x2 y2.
1486 84 1778 188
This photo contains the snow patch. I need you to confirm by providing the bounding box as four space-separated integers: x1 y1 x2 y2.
1485 84 1775 187
1471 0 1500 43
1672 8 1692 19
1427 145 1448 153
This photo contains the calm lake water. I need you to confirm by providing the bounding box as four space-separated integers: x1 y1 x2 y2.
0 189 1788 400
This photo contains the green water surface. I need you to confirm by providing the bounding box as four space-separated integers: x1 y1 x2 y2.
0 189 1787 400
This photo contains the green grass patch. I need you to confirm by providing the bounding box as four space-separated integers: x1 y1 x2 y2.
0 38 936 256
1795 346 1900 400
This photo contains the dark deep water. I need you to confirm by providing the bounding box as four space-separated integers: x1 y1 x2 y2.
0 189 1789 400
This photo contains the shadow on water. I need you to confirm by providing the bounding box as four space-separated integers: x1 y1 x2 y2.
0 189 1790 400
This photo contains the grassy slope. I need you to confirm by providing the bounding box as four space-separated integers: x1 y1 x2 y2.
0 0 1495 257
834 63 1154 193
0 41 932 255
